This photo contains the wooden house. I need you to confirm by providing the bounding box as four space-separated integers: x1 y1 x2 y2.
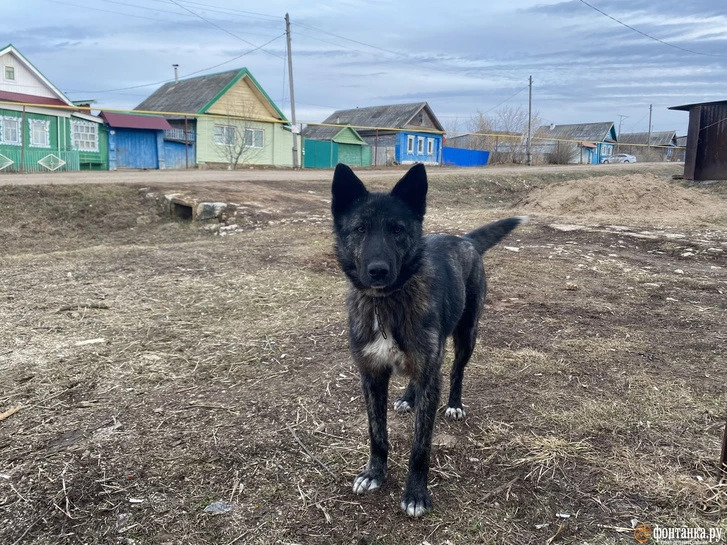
533 122 616 164
301 124 371 168
618 131 677 161
669 100 727 180
136 68 298 169
0 44 107 172
316 103 444 166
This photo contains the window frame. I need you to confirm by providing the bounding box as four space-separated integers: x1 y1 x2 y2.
4 65 15 82
406 134 415 154
244 128 264 149
427 137 434 156
28 119 50 148
1 116 21 145
417 136 424 155
70 120 99 152
214 124 237 146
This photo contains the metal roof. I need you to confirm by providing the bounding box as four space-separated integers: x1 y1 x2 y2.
100 111 172 130
534 122 615 142
618 131 676 146
319 102 445 132
669 99 727 111
0 90 68 107
301 124 366 143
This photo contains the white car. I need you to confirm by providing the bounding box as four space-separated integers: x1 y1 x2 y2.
602 153 636 164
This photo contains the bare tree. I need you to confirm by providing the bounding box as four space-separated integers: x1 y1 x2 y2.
468 105 542 164
215 104 266 169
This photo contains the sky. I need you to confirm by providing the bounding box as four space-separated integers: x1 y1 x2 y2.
5 0 727 136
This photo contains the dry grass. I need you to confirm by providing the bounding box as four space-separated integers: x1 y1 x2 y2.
1 165 726 544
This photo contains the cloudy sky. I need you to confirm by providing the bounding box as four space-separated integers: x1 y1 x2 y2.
6 0 727 135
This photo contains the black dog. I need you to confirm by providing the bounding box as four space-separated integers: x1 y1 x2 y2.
331 163 522 517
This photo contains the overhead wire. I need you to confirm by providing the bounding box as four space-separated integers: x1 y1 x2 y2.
577 0 727 57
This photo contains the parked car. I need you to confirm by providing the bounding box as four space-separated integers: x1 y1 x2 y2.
601 153 637 164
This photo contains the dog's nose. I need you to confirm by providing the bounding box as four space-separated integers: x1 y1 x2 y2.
367 262 390 282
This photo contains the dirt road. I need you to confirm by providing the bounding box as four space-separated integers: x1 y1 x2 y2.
0 161 675 186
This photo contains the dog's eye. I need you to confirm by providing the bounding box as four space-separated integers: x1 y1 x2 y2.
392 225 402 234
357 226 366 233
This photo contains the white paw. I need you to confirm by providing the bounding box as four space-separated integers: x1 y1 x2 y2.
445 407 466 420
393 399 412 413
400 499 429 518
352 475 380 494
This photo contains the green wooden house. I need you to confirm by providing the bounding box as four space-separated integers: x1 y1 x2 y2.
0 44 107 172
301 124 371 168
136 68 299 168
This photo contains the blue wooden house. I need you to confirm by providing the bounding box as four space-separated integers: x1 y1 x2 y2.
316 103 444 166
533 122 617 164
101 111 195 170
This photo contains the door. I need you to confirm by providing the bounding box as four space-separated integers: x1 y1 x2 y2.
114 128 158 169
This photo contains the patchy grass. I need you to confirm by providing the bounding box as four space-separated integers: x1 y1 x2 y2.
0 164 726 544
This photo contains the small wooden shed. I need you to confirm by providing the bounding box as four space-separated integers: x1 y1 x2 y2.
302 125 371 168
669 99 727 180
101 112 173 170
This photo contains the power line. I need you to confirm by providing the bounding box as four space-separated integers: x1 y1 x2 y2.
156 0 279 21
577 0 727 57
166 0 283 59
66 33 285 94
479 86 529 116
294 21 414 60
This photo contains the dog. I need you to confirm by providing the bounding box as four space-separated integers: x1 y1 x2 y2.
331 162 523 518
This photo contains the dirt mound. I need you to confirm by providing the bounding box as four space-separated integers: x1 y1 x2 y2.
517 173 727 225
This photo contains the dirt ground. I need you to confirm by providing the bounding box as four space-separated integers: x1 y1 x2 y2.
1 164 726 544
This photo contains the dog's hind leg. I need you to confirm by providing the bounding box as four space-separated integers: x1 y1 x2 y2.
446 293 482 420
393 380 416 413
401 364 441 517
353 368 391 494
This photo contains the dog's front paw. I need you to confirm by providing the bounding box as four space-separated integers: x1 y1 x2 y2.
393 398 412 413
445 406 466 420
400 486 432 518
352 469 384 494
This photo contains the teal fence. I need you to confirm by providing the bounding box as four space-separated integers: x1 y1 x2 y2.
0 149 81 173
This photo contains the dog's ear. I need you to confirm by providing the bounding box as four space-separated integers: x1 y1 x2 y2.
332 163 368 218
391 163 428 219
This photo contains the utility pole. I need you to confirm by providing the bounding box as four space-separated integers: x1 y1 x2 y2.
616 114 628 153
647 104 653 151
527 75 532 166
285 13 299 169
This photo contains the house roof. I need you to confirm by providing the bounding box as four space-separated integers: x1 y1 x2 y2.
135 68 287 120
534 122 616 142
669 99 727 111
676 136 687 146
320 102 445 132
100 111 172 130
301 124 366 143
618 131 677 146
0 44 74 107
0 90 68 107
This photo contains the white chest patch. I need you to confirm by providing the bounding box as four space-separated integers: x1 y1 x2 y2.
362 332 406 370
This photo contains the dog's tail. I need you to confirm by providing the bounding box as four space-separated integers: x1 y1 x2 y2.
464 216 527 255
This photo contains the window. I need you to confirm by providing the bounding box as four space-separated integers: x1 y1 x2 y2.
407 135 414 154
29 119 50 148
244 128 264 148
71 120 99 151
1 117 20 145
427 138 434 156
4 66 15 81
417 136 424 154
214 124 237 146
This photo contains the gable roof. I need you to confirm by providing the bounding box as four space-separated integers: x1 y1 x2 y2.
320 102 445 132
0 44 74 107
534 122 616 142
669 99 727 111
135 68 287 120
100 111 172 130
619 130 677 146
302 124 365 143
0 89 68 107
